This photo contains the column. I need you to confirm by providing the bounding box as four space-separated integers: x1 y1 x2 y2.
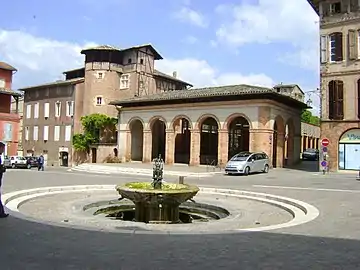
165 129 175 165
301 135 304 153
218 129 228 167
249 129 273 159
117 129 127 163
277 132 285 168
142 130 152 163
125 130 131 161
190 130 200 166
292 134 301 165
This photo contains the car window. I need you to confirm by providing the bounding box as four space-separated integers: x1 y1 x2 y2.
230 152 251 161
18 157 26 160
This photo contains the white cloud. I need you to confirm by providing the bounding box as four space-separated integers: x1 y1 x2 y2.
0 29 275 90
215 0 319 71
173 7 208 28
155 58 275 88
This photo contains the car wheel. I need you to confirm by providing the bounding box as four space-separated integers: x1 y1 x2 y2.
244 166 250 176
263 164 269 173
27 164 31 169
11 164 16 169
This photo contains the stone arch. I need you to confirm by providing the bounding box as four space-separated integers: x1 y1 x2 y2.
171 115 192 164
199 115 219 165
226 114 251 159
128 118 144 161
150 118 166 161
147 115 168 130
285 118 295 166
223 113 253 130
196 113 221 131
272 115 286 168
127 116 145 130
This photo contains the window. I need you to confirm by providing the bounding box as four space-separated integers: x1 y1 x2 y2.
43 126 49 141
358 79 360 119
33 126 39 141
358 30 360 59
329 32 343 62
26 104 31 119
65 126 72 142
44 103 50 118
55 101 61 117
140 58 144 65
98 72 103 79
328 80 344 120
330 2 341 14
25 127 29 141
320 35 327 63
34 103 39 119
0 79 5 88
127 58 132 64
120 74 130 89
66 101 74 116
54 126 60 141
96 97 103 105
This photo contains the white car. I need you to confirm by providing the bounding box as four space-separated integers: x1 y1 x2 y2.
8 156 28 169
225 151 270 175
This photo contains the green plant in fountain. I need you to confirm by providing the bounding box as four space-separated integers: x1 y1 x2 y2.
72 113 118 152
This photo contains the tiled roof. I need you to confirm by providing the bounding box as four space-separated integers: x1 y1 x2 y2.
0 89 23 97
0 62 17 72
18 78 84 91
81 43 163 60
110 84 309 107
153 70 192 86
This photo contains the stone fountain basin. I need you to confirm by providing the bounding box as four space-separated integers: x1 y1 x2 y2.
116 182 200 205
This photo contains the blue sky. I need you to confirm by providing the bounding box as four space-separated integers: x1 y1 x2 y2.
0 0 320 111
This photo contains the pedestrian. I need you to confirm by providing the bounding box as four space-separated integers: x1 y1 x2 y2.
37 154 44 171
0 143 9 218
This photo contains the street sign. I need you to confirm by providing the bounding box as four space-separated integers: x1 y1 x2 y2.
322 146 328 152
321 160 328 167
321 138 330 147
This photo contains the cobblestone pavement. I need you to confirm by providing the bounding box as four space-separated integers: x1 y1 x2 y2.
1 166 360 269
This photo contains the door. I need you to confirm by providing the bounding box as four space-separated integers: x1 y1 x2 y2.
91 148 97 163
61 152 69 167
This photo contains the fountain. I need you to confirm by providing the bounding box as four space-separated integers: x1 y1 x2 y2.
115 155 199 224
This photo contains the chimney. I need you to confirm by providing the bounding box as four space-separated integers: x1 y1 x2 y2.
173 71 177 78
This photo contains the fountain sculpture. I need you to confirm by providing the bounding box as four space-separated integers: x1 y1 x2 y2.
116 155 199 223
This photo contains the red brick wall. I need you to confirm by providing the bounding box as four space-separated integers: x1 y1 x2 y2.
0 115 20 156
0 94 11 113
0 69 12 89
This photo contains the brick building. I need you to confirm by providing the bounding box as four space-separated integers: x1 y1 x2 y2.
111 85 308 168
308 0 360 171
20 44 191 166
0 62 22 157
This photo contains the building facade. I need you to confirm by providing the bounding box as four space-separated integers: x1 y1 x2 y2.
0 62 22 157
11 96 24 155
112 85 308 168
308 0 360 171
20 44 191 166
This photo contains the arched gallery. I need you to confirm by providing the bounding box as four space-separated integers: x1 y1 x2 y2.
112 86 307 168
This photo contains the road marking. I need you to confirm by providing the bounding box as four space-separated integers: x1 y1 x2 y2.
253 185 360 193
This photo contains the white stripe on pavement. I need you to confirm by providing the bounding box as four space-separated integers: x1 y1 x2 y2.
253 185 360 193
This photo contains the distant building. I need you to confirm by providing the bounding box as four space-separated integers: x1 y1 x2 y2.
20 44 191 166
11 96 24 155
0 62 22 157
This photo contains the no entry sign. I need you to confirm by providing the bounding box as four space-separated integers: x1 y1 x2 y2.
321 138 330 147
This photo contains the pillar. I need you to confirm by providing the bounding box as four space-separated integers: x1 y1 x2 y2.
277 132 285 168
142 130 152 163
165 129 175 165
190 130 200 166
125 130 131 161
218 129 228 167
249 129 273 159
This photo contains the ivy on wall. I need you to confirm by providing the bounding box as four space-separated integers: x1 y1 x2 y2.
301 110 320 126
72 113 117 152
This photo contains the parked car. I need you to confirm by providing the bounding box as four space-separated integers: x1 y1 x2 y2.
3 156 11 168
225 151 270 175
25 156 39 169
8 156 28 169
302 148 319 161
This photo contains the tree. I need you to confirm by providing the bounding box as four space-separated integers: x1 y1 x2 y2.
72 113 117 152
301 110 320 126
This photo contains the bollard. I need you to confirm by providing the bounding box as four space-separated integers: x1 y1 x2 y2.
178 176 185 184
357 170 360 181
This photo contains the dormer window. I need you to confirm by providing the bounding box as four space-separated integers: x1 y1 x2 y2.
330 2 341 14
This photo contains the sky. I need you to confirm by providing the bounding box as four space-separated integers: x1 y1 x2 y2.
0 0 320 113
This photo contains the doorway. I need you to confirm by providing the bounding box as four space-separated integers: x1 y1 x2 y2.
60 151 69 167
91 148 97 163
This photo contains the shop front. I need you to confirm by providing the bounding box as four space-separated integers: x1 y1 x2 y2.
338 129 360 170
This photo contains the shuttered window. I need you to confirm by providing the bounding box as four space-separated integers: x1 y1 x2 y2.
329 32 343 62
358 80 360 119
328 80 344 120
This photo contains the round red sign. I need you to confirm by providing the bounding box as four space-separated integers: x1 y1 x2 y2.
321 138 330 147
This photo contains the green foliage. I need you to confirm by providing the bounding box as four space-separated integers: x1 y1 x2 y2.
72 114 117 151
301 110 320 126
